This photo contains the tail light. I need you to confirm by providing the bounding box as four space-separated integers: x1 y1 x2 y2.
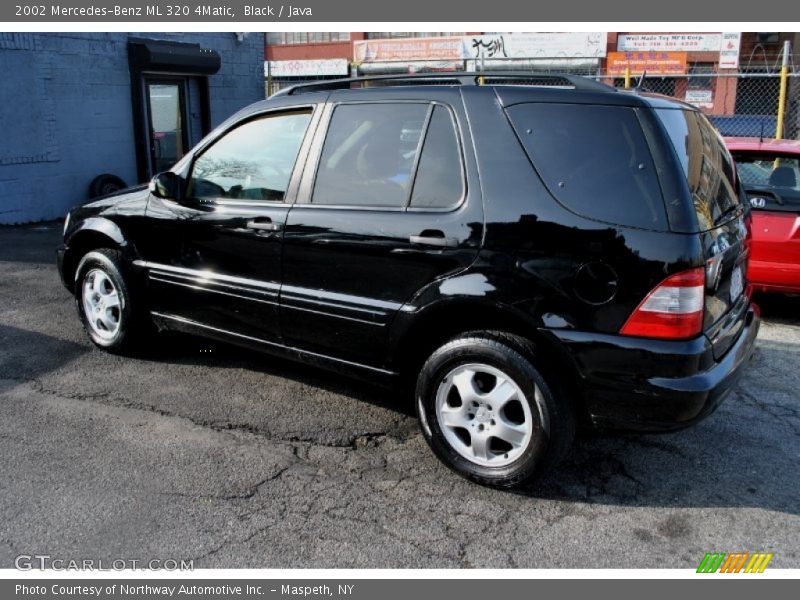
620 267 705 340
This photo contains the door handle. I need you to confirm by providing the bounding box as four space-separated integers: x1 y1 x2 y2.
246 218 281 232
409 230 454 247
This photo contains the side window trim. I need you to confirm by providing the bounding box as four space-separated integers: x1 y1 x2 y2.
185 105 320 207
407 103 468 212
402 104 435 209
294 102 334 206
296 100 467 213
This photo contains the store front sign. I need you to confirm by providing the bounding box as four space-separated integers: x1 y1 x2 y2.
607 51 688 75
685 89 714 108
617 34 722 52
266 59 350 77
354 37 464 62
355 33 607 63
464 32 607 59
719 32 742 69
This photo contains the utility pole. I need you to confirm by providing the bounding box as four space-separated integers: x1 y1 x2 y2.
775 40 791 139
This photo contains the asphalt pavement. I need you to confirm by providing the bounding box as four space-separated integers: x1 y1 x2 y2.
0 223 798 569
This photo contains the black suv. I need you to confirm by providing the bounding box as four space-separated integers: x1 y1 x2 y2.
57 74 760 488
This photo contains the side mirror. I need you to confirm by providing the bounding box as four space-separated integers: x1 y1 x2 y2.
149 171 182 201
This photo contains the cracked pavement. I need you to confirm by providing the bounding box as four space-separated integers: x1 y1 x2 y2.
0 223 798 568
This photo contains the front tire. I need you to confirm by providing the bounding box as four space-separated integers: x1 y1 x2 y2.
415 331 574 488
75 249 150 353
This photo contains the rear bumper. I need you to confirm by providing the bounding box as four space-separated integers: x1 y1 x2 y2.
749 259 800 293
545 305 760 432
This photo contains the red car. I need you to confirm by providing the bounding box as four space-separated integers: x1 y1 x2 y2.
725 137 800 294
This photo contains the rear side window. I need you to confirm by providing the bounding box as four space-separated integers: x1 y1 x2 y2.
655 108 741 230
312 102 464 210
312 103 428 207
506 103 668 230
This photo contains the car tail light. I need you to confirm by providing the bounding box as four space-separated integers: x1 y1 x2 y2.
620 267 705 340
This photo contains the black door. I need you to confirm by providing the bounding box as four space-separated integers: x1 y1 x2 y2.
281 93 483 368
143 107 318 343
145 78 190 176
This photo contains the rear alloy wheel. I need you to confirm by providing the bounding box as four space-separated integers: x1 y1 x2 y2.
435 363 534 467
416 331 574 488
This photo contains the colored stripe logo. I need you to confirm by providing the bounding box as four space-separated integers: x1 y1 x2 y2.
697 552 773 573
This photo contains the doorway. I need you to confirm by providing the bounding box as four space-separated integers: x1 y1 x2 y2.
128 38 220 182
145 78 189 175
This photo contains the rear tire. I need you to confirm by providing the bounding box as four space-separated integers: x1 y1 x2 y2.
74 249 152 353
415 331 574 488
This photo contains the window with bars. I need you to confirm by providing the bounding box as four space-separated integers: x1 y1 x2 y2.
687 64 715 90
266 32 351 45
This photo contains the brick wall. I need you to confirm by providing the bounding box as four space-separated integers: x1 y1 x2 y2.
739 32 794 68
0 32 264 224
265 34 363 61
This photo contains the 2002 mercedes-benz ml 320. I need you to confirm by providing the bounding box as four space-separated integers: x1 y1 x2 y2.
57 74 760 488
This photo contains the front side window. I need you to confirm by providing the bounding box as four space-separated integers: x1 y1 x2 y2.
189 111 311 202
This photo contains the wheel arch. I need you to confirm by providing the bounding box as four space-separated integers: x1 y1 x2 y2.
389 298 586 415
62 218 132 294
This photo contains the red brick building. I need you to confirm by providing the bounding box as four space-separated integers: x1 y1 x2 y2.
264 32 798 133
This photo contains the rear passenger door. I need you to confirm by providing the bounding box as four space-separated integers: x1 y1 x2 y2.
280 90 483 368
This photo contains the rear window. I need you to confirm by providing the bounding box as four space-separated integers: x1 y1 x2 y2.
506 103 668 230
730 152 800 209
655 108 742 230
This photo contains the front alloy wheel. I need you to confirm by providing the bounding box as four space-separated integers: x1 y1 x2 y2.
81 268 122 340
74 248 151 353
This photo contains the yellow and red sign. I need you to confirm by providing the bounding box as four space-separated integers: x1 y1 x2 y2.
607 51 688 76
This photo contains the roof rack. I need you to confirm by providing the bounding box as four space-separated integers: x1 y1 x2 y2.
271 72 615 97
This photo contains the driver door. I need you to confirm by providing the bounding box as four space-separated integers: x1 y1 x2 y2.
144 107 318 343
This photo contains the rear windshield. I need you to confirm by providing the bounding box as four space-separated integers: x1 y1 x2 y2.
506 103 668 230
654 108 742 230
730 152 800 209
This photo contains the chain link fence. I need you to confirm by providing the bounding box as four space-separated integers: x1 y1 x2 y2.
607 72 800 140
